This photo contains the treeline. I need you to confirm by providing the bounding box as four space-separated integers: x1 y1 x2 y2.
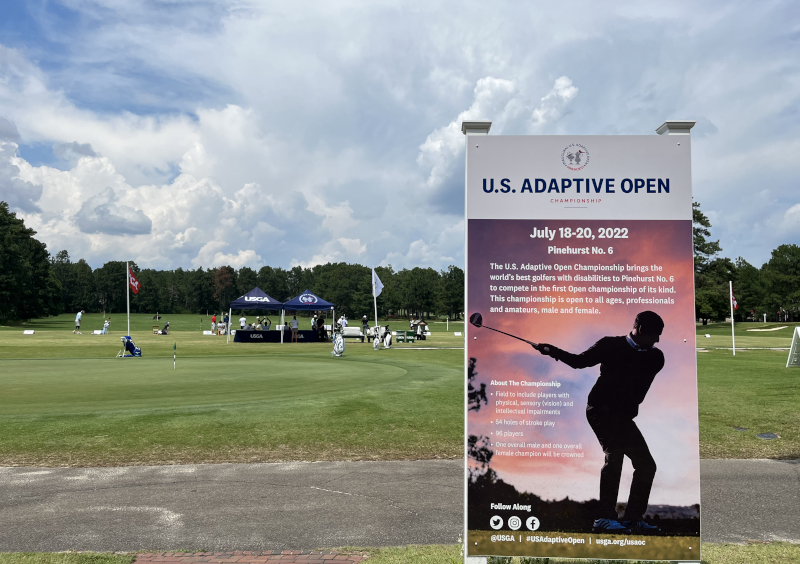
5 198 799 323
0 201 463 320
694 202 800 323
52 254 464 319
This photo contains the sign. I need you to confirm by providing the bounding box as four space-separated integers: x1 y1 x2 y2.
465 132 701 561
787 327 800 368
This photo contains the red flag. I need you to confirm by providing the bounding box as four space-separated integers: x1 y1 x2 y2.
128 266 141 295
731 293 738 311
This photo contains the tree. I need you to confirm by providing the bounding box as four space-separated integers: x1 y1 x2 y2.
438 265 464 320
212 266 237 311
237 266 257 296
93 261 135 313
761 244 800 322
734 257 764 321
467 357 492 480
257 266 289 301
693 202 735 324
0 202 61 319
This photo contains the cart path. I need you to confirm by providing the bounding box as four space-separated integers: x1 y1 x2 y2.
134 551 368 563
0 460 462 552
1 458 798 551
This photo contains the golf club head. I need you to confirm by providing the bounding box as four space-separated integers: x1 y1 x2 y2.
469 312 483 328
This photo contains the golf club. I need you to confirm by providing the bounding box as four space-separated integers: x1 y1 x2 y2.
469 312 549 353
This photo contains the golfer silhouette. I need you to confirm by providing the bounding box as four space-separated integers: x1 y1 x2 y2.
535 311 664 535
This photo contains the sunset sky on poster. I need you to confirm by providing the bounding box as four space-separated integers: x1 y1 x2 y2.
467 219 700 506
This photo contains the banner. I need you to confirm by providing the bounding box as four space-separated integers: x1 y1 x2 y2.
465 133 700 561
128 266 141 294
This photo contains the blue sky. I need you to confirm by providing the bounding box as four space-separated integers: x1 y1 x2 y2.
0 0 798 270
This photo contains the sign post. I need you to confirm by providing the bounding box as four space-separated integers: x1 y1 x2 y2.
465 121 701 562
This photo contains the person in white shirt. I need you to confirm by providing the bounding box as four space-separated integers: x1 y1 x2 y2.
341 316 348 328
290 315 299 342
74 310 84 334
239 316 247 329
312 314 317 329
102 318 110 335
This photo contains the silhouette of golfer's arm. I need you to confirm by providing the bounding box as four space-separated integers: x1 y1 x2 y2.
534 340 604 369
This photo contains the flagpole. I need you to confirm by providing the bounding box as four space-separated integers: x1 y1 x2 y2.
372 268 380 333
373 285 378 331
126 261 130 336
730 280 735 357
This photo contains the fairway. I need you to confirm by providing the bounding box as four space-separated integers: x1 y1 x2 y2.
696 321 798 349
698 349 800 459
3 314 800 465
0 314 465 466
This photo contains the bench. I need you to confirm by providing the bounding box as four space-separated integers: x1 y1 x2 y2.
341 327 365 342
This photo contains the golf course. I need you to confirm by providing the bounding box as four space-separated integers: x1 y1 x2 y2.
1 315 798 467
0 313 465 467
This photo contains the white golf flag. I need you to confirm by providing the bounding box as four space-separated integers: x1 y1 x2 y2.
372 268 384 297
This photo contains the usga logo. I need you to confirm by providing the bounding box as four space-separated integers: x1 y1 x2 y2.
251 333 263 338
299 294 318 304
561 143 590 171
245 296 270 302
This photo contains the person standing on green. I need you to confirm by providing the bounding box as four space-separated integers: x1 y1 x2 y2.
73 310 84 334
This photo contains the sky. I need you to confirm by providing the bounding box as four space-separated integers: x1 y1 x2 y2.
0 0 798 271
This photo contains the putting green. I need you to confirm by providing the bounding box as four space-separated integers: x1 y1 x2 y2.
0 345 463 466
0 356 408 416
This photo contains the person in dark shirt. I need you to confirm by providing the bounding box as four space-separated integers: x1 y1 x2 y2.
535 311 665 535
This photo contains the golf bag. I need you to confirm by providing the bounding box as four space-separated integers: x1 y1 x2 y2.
371 325 384 349
331 324 345 357
118 335 142 357
382 326 392 349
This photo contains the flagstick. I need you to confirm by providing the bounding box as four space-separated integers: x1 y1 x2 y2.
126 261 130 336
730 280 736 356
174 343 176 370
373 286 378 332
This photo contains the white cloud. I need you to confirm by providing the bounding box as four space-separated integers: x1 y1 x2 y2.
531 76 579 128
0 0 798 271
192 246 262 270
74 187 153 235
0 142 42 212
417 77 518 191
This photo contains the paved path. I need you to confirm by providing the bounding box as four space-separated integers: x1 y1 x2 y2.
700 458 800 543
0 460 462 552
135 551 368 563
1 458 799 552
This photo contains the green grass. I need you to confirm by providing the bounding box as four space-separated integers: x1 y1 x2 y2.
482 542 800 564
1 544 798 564
0 319 464 466
696 321 798 349
698 349 800 459
347 545 462 563
2 313 800 465
483 541 800 562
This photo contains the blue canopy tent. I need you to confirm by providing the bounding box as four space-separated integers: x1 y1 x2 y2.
282 289 335 344
228 287 283 343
